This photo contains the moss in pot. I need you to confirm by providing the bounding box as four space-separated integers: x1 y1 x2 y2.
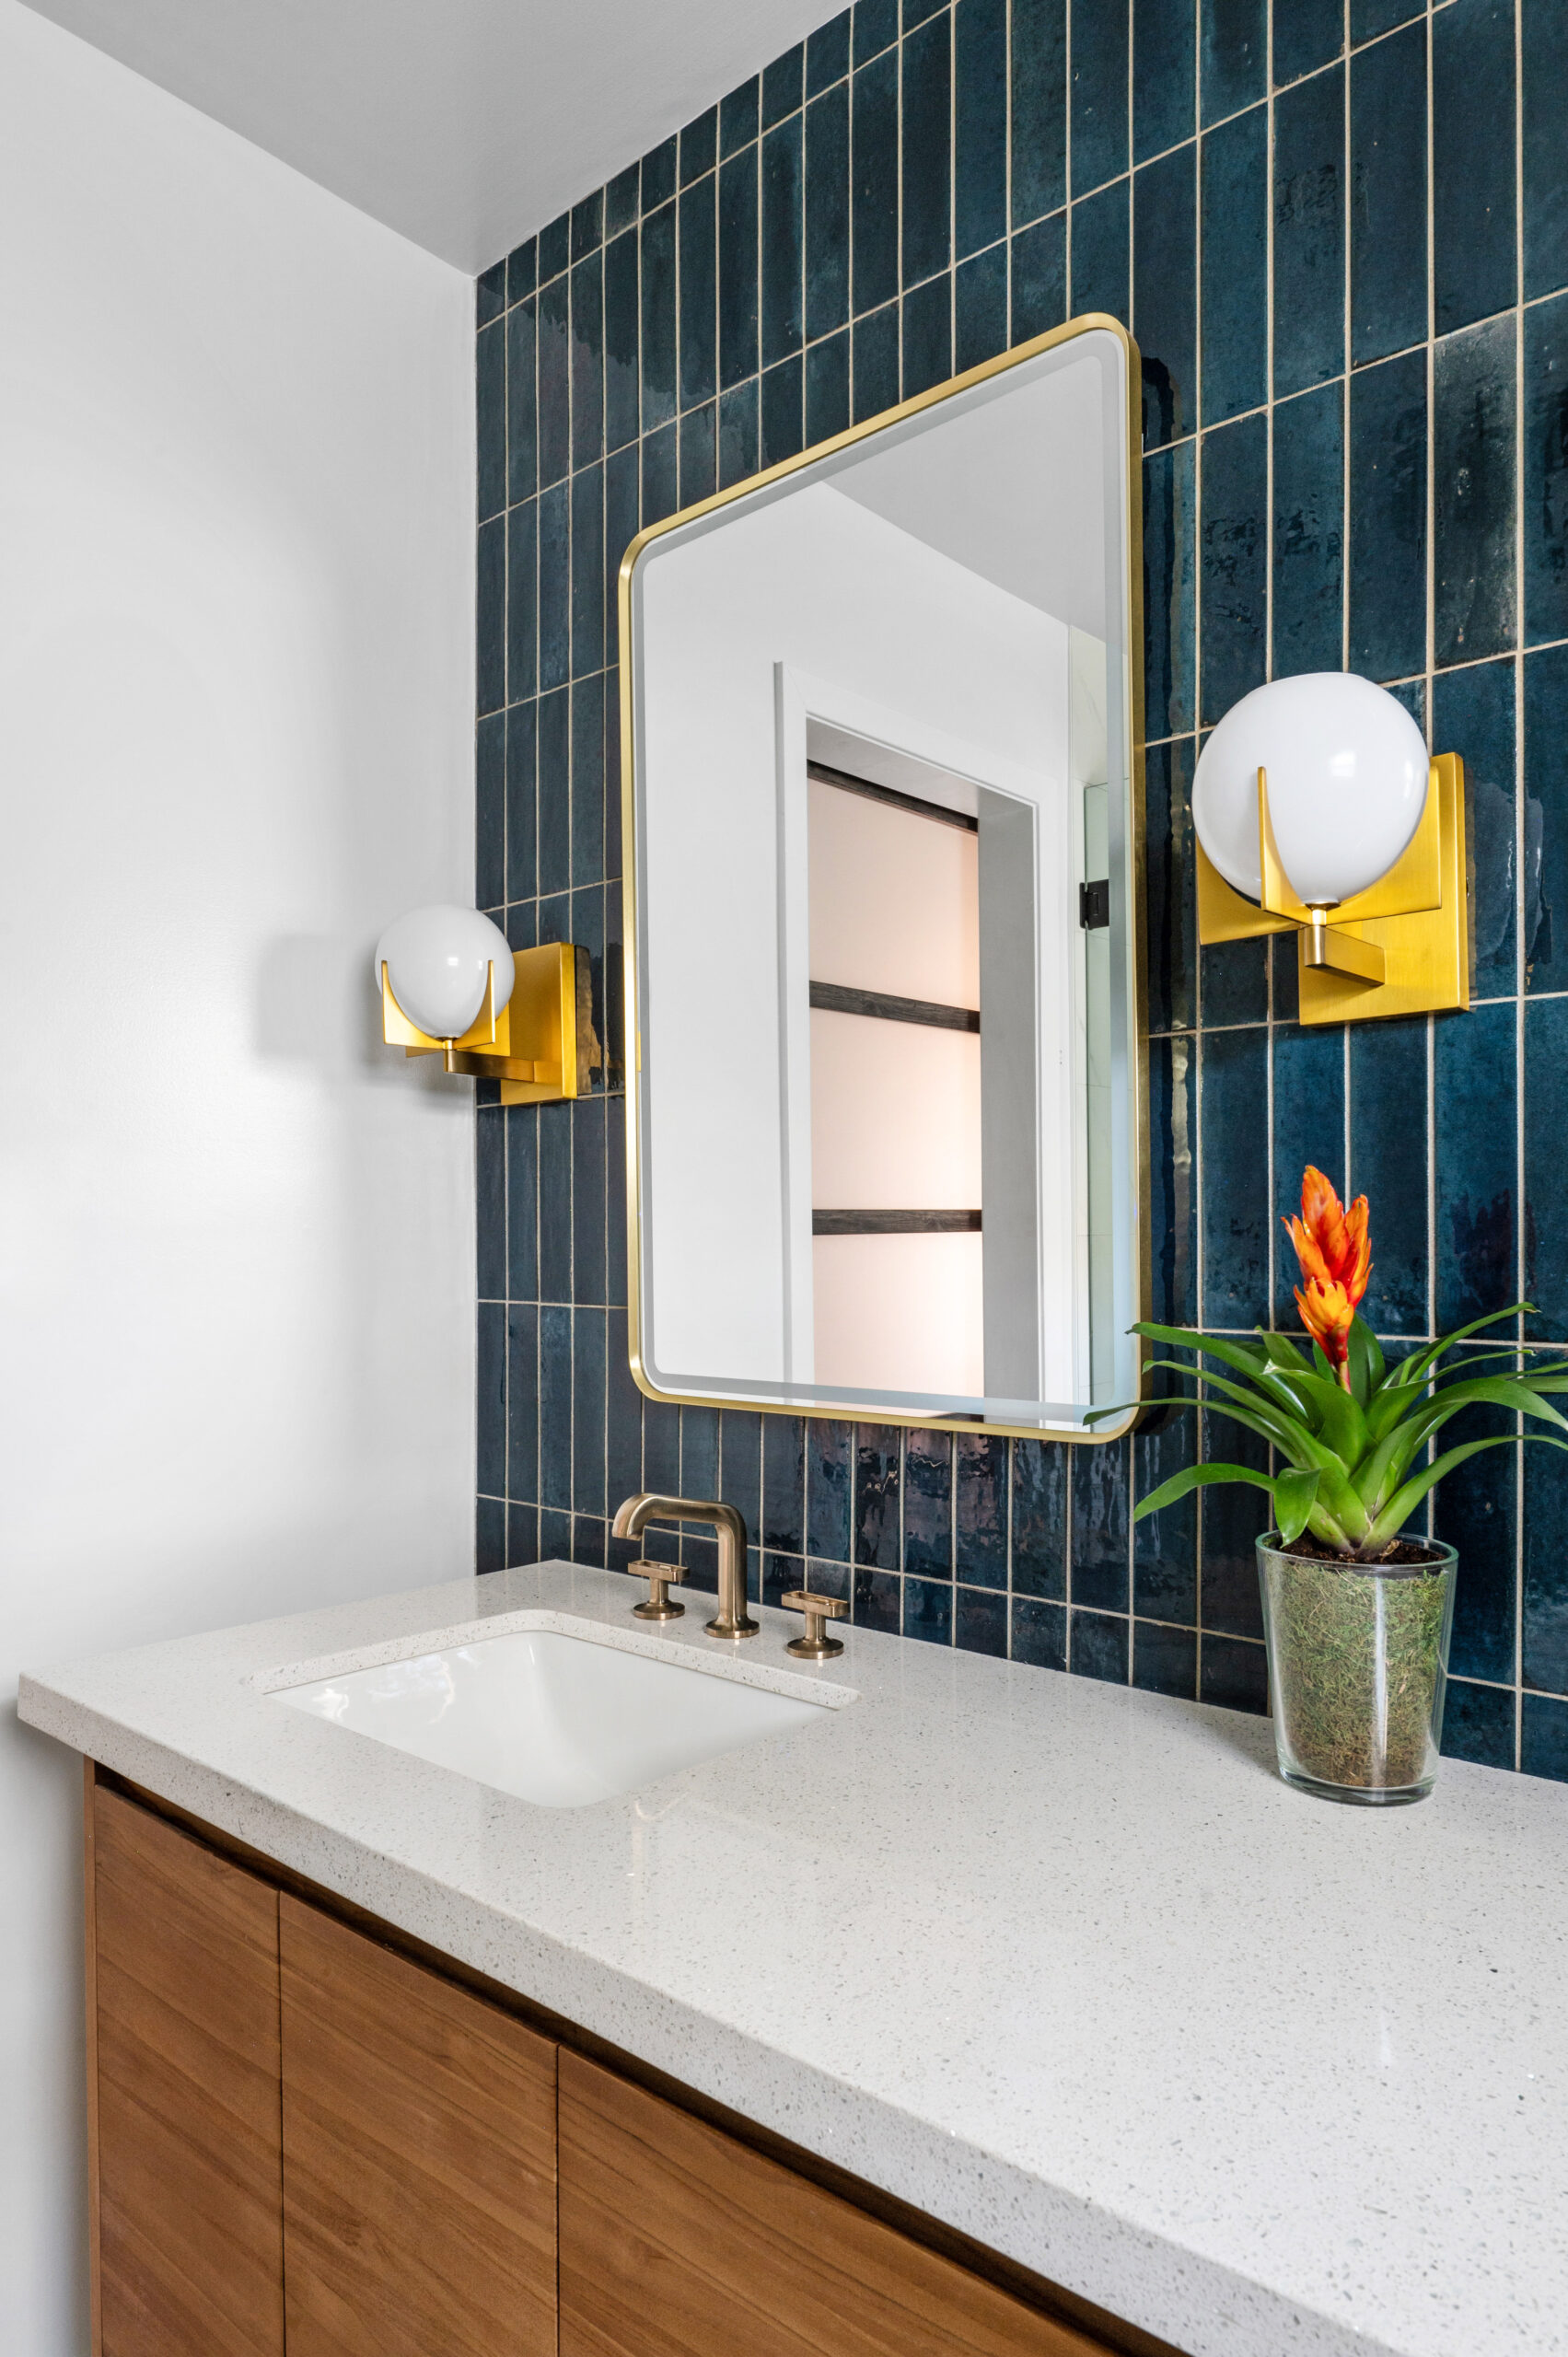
1099 1169 1568 1803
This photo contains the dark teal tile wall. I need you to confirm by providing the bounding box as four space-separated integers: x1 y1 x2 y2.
474 0 1568 1782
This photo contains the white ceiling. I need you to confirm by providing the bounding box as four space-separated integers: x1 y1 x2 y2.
20 0 842 272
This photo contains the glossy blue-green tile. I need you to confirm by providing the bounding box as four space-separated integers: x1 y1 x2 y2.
1200 410 1267 725
1273 0 1340 85
1071 0 1128 194
640 203 677 434
1272 381 1344 676
902 275 952 398
477 712 505 911
904 0 948 25
536 686 570 896
1133 1404 1198 1623
679 402 716 504
1435 997 1517 1332
570 192 602 263
762 1417 806 1550
643 1395 679 1495
1522 1693 1568 1782
1202 1024 1271 1328
572 1308 607 1516
1010 215 1065 343
719 1408 762 1532
1012 0 1067 226
1136 144 1197 447
510 1504 544 1566
957 1586 1009 1656
477 1495 506 1574
1200 1635 1266 1713
1012 1438 1067 1598
1348 350 1426 680
679 179 716 412
573 1097 607 1304
806 84 851 339
476 515 505 717
537 482 568 692
807 1421 854 1559
504 700 536 905
1434 657 1516 996
1349 18 1426 366
680 108 717 188
1524 1435 1568 1692
1436 1401 1517 1681
1272 1024 1346 1326
538 1506 570 1562
854 0 899 61
764 44 806 129
1273 64 1344 398
604 232 639 454
538 1113 570 1307
1013 1595 1067 1668
680 1404 720 1502
1202 0 1264 124
1350 1016 1428 1334
853 302 900 420
1526 996 1568 1336
1149 1034 1198 1326
538 213 570 284
506 237 537 307
762 118 804 367
1199 1408 1268 1633
1201 104 1268 426
477 259 506 328
505 500 536 704
604 450 638 668
1525 295 1568 649
855 1424 901 1567
605 164 639 239
606 1306 641 1505
762 1548 802 1605
1350 0 1412 40
572 467 604 681
957 1435 1007 1585
1433 0 1516 337
719 150 759 391
718 381 759 487
1133 1620 1198 1698
1144 738 1196 1034
807 330 852 442
956 0 1006 255
1071 1609 1129 1682
808 10 853 95
538 273 571 486
854 1567 902 1631
1526 644 1568 993
570 672 604 890
505 298 538 508
720 76 759 159
1523 0 1568 301
904 1575 955 1644
642 421 678 526
507 1098 538 1304
643 137 677 213
1267 925 1298 1026
904 1430 952 1574
478 1301 506 1495
902 14 952 286
539 1303 572 1506
958 242 1010 366
478 319 506 521
1135 0 1195 162
1441 1677 1516 1768
853 51 900 315
1143 437 1196 737
761 356 805 466
1071 1437 1130 1613
1071 176 1129 322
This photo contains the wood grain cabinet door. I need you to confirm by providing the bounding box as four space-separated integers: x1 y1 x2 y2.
558 2049 1119 2357
91 1784 285 2357
279 1895 557 2357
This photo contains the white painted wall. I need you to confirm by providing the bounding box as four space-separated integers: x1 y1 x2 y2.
0 8 475 2348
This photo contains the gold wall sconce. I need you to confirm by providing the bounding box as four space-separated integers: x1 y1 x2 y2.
375 905 600 1105
1191 673 1469 1026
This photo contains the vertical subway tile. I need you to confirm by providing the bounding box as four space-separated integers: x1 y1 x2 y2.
604 447 639 665
808 10 853 95
606 1308 642 1507
476 515 505 717
681 1405 720 1504
1133 1403 1199 1627
1523 0 1568 302
854 1568 902 1632
905 1576 954 1645
642 422 678 526
1524 1431 1568 1694
1012 0 1067 226
680 108 717 186
960 242 1012 365
956 0 1007 256
1272 0 1341 87
1133 1620 1198 1698
539 212 570 285
720 76 760 158
538 1099 573 1306
1272 64 1344 399
604 229 640 454
1525 996 1568 1339
901 13 952 289
1071 1609 1130 1683
641 203 678 433
1432 0 1517 338
1013 1596 1068 1668
1526 644 1568 995
806 83 852 340
1522 1696 1568 1783
807 330 852 441
570 192 602 263
506 1099 539 1305
477 319 505 521
1348 350 1427 680
1350 0 1411 41
571 466 604 680
1434 657 1516 1000
1199 1410 1269 1635
1071 1439 1131 1614
718 381 760 486
1350 1016 1429 1334
855 1425 901 1567
1202 0 1265 125
719 1410 762 1537
1144 438 1196 737
507 1305 540 1504
1524 294 1568 651
642 138 677 213
1272 381 1344 678
1012 1439 1068 1598
536 686 570 896
1202 1026 1272 1329
1435 998 1518 1333
1134 0 1195 163
538 273 571 487
1441 1678 1517 1770
1201 104 1268 427
604 163 639 239
572 1308 607 1516
476 260 506 329
1135 143 1197 448
903 1431 953 1575
956 1587 1009 1656
571 672 606 895
679 402 716 504
506 297 538 505
1434 315 1518 668
1144 737 1198 1036
476 712 505 911
477 1301 507 1498
537 482 569 692
761 116 805 367
854 0 899 62
504 699 537 905
1010 215 1065 344
761 356 806 466
1436 1402 1518 1684
506 237 538 304
957 1435 1008 1586
1149 1035 1199 1328
1200 411 1268 726
1349 18 1427 367
853 49 900 315
679 177 717 411
538 1302 572 1508
902 275 953 398
762 1416 806 1551
1272 1022 1347 1323
506 500 537 705
719 148 760 390
1070 177 1130 324
1201 1636 1267 1713
571 253 604 468
1201 929 1268 1028
1071 0 1129 195
853 302 900 419
477 1496 506 1574
808 1421 854 1561
763 44 805 129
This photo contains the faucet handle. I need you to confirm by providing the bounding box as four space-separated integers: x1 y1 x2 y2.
628 1559 686 1620
781 1589 847 1660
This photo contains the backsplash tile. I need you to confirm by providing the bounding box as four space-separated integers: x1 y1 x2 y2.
473 0 1568 1782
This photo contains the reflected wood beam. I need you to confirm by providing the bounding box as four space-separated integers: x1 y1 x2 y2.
812 1210 982 1234
807 760 979 832
808 981 980 1032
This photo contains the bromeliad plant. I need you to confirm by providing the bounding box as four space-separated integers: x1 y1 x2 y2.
1131 1167 1568 1560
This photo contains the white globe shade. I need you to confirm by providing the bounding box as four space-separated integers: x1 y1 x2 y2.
1191 673 1430 906
374 905 515 1039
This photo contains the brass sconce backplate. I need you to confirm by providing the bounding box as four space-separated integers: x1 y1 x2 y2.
1195 753 1469 1026
381 943 601 1104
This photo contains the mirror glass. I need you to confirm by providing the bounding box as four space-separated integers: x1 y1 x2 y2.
622 323 1142 1437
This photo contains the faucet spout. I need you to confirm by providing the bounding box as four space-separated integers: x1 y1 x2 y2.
610 1492 758 1640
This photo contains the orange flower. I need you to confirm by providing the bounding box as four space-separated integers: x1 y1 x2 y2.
1283 1167 1372 1386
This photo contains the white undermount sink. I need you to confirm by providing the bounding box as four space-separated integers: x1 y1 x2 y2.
271 1617 847 1808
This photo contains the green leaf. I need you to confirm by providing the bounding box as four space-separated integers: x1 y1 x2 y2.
1131 1323 1272 1381
1132 1461 1275 1524
1347 1315 1385 1405
1137 1360 1325 1465
1391 1304 1535 1391
1273 1467 1321 1546
1363 1433 1568 1551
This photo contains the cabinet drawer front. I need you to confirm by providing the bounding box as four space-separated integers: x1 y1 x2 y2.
93 1785 285 2357
279 1896 557 2357
559 2049 1116 2357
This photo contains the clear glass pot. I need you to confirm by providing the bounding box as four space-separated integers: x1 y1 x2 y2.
1256 1534 1458 1805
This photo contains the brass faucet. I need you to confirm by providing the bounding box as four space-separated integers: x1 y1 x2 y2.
610 1494 758 1641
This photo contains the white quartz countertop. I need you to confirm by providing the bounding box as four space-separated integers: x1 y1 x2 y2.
18 1562 1568 2357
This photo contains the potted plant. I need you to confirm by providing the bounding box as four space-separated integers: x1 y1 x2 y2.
1128 1169 1568 1804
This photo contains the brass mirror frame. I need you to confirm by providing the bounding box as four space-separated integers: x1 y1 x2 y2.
616 314 1149 1446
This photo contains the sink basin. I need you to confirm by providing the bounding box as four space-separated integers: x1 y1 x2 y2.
271 1619 843 1808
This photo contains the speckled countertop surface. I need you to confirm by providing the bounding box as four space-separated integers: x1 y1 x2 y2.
18 1561 1568 2357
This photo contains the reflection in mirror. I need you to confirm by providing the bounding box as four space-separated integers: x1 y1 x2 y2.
621 321 1143 1437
